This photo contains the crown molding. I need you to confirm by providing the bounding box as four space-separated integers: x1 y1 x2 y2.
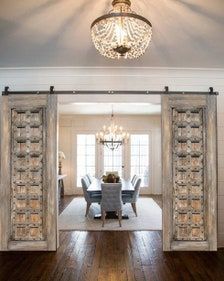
0 67 224 92
1 66 224 77
0 66 224 70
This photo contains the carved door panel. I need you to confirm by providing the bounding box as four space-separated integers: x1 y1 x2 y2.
162 94 217 251
0 95 58 251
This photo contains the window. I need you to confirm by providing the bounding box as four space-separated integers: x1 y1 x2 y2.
130 134 149 187
77 134 95 187
104 145 122 177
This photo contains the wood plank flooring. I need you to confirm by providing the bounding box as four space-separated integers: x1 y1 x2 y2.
59 195 75 214
1 196 224 281
1 231 224 281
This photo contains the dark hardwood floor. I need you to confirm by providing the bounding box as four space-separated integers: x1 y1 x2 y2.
1 196 224 281
59 195 75 214
1 231 224 281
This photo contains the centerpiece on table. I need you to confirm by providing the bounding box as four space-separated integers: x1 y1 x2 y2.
102 173 120 183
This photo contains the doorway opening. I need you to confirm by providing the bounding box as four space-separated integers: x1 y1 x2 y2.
0 89 217 252
58 94 163 232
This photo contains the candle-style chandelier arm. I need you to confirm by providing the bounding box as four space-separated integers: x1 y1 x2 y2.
96 111 129 150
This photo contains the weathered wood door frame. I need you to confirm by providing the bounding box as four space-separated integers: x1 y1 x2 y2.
0 94 58 251
162 94 217 251
0 91 217 252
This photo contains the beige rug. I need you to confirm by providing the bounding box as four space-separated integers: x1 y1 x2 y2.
59 197 162 231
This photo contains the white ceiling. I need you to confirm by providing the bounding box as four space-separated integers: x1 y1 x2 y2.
0 0 224 68
59 102 161 115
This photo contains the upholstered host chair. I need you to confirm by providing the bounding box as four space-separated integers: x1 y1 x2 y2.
122 178 141 216
81 177 101 217
101 183 122 227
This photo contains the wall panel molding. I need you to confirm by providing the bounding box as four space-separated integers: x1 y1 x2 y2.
0 67 224 92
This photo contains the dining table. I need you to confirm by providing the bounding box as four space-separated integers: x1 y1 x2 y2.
87 178 135 220
87 178 134 193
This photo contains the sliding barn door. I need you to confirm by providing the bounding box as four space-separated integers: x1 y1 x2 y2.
162 94 217 251
0 94 58 251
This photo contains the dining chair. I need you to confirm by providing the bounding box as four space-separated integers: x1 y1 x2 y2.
85 175 91 185
81 177 101 217
122 177 141 216
86 174 92 184
101 183 122 227
131 175 137 185
85 175 101 198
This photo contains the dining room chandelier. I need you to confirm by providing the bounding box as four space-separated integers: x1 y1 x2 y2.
91 0 152 59
96 112 129 150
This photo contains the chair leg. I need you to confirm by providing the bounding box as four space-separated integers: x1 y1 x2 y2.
131 203 137 217
118 210 122 227
85 202 91 217
102 211 106 227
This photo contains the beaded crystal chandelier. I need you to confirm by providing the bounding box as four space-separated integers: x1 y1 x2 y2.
96 111 129 150
91 0 152 59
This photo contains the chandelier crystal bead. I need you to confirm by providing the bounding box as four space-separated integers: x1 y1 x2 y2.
91 0 152 59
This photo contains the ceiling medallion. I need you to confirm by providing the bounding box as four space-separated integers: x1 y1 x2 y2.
91 0 152 59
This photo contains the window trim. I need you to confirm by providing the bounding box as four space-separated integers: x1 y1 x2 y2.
129 131 152 190
75 132 96 188
103 144 124 177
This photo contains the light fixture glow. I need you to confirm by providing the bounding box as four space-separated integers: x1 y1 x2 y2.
91 0 152 59
96 109 129 150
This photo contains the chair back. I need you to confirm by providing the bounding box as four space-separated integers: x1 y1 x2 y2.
81 177 91 203
131 175 137 185
133 178 141 202
84 175 91 185
86 174 92 184
101 183 122 212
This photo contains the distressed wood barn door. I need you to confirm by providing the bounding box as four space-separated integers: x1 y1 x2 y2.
0 94 58 251
162 94 217 251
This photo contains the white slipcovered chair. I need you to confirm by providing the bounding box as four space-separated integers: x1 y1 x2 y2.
81 177 101 217
101 183 122 227
122 177 141 216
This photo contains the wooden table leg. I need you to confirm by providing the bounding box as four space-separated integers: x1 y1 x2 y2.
59 179 64 197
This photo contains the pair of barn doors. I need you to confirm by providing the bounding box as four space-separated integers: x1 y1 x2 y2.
0 93 217 251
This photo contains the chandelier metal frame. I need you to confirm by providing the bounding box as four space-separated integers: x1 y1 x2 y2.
91 0 152 59
91 13 152 30
96 110 129 151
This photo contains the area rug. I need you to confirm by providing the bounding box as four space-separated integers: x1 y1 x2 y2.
59 197 162 231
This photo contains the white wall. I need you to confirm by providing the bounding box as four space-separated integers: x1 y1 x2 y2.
0 66 223 246
59 114 161 195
